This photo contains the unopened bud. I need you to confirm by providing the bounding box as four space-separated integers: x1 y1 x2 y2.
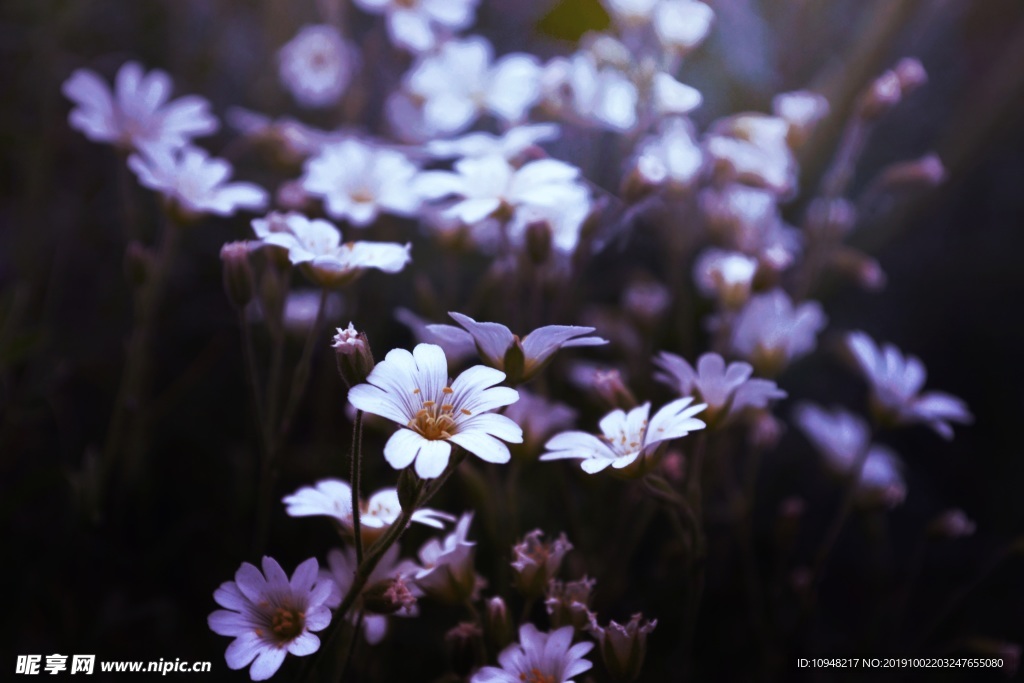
546 576 596 631
594 369 637 410
445 622 483 676
485 596 513 651
832 247 887 291
860 70 903 120
927 508 976 539
333 322 375 388
124 241 155 289
806 197 857 237
589 613 657 683
220 241 255 310
749 412 784 450
877 153 946 193
397 467 421 511
362 576 418 615
893 57 927 93
525 220 553 265
511 530 573 598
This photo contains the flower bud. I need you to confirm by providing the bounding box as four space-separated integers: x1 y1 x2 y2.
588 613 657 683
362 576 418 615
445 622 483 676
860 69 903 120
220 241 255 310
397 467 421 512
333 322 375 388
593 369 637 410
511 530 573 598
876 153 946 194
485 596 513 651
546 576 596 631
893 57 927 93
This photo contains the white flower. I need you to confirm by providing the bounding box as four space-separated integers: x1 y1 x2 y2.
633 117 703 190
706 114 796 197
654 351 785 425
354 0 478 52
543 53 638 132
208 557 334 681
429 313 606 385
322 545 421 644
414 512 479 602
348 343 523 478
278 25 355 108
472 624 594 683
282 478 455 541
62 61 218 156
730 290 826 376
301 139 422 226
794 403 906 506
400 37 542 137
425 123 560 161
772 90 829 147
128 146 268 217
846 331 972 439
602 0 659 24
251 211 410 287
541 398 706 474
651 71 703 117
692 248 758 308
653 0 715 54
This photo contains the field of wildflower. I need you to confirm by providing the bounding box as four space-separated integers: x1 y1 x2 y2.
5 0 1024 680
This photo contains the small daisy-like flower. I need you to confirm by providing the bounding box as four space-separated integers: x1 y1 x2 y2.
472 624 594 683
354 0 478 53
62 61 218 156
427 313 607 385
283 478 455 545
278 25 355 108
208 557 334 681
250 211 410 288
730 289 826 377
301 139 422 227
414 512 479 603
845 331 972 439
631 116 704 192
322 545 421 644
348 343 523 478
588 613 657 683
541 398 706 474
654 351 785 427
128 146 268 217
793 403 906 506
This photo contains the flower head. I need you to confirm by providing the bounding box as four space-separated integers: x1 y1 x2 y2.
472 624 594 683
425 124 560 162
415 512 479 603
730 290 826 376
208 557 334 680
278 25 355 108
631 117 703 192
63 61 218 155
348 343 523 478
511 530 573 598
588 613 657 683
546 577 597 631
354 0 478 53
128 146 268 217
845 331 972 439
282 478 455 545
428 312 607 385
250 212 410 287
541 398 706 475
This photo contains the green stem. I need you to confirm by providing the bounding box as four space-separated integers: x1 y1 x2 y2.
278 288 328 443
350 410 365 566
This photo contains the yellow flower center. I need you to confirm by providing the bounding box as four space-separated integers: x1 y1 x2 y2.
270 606 305 641
519 668 555 683
409 386 470 440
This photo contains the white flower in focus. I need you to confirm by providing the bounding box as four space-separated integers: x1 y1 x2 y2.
348 343 522 478
401 37 542 137
730 290 826 376
302 139 422 227
794 403 906 506
415 512 479 602
654 351 785 426
692 248 758 308
425 123 560 161
541 398 706 474
395 308 478 365
62 61 218 155
354 0 478 52
251 212 410 288
208 557 334 681
653 0 714 54
282 479 455 542
322 545 421 644
472 624 594 683
128 146 268 217
429 312 607 385
278 25 355 108
846 331 972 439
633 117 703 190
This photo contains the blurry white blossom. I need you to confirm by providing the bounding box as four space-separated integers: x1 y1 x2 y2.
772 90 829 148
654 0 715 54
794 403 906 506
632 116 704 191
128 146 268 217
278 25 355 108
542 52 639 131
542 398 706 474
354 0 478 53
425 123 560 161
846 331 972 439
396 37 542 138
654 351 785 426
415 512 480 603
323 545 420 644
693 248 758 308
706 114 797 197
301 139 423 226
730 290 826 376
348 343 523 478
208 557 334 680
472 624 593 683
62 61 218 155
